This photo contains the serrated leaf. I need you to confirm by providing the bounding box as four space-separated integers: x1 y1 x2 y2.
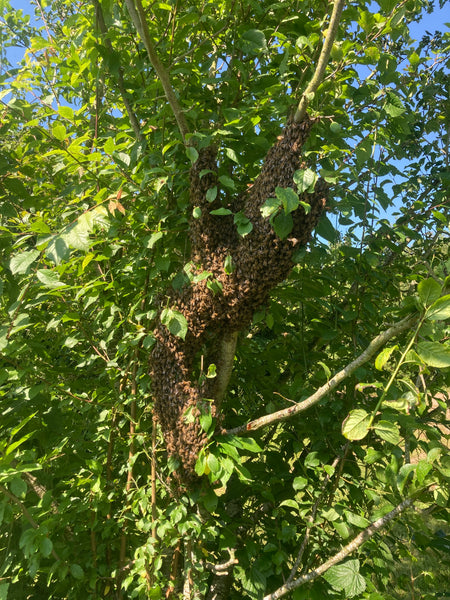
273 212 293 239
45 235 70 265
342 409 371 440
323 559 366 597
416 341 450 368
418 278 441 307
426 294 450 321
375 345 398 370
373 420 400 444
161 308 188 340
385 91 405 117
294 168 318 193
275 186 299 214
63 223 90 252
10 249 40 274
240 29 267 54
416 459 433 484
36 269 66 289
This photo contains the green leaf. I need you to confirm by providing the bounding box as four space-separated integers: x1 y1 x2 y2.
10 478 27 498
10 249 40 274
416 341 450 368
218 175 235 190
36 269 66 289
323 559 366 597
206 186 217 202
146 231 164 248
293 476 308 490
0 582 10 600
52 122 67 141
224 255 235 274
210 208 232 216
225 147 239 163
375 345 398 370
240 29 267 54
294 168 318 193
40 537 53 558
234 212 253 236
275 187 299 214
342 409 371 440
426 294 450 321
186 146 199 164
273 212 293 239
193 207 202 219
260 197 280 218
58 105 74 120
418 278 442 307
373 420 400 444
161 308 188 340
70 564 84 579
315 215 338 243
384 91 405 117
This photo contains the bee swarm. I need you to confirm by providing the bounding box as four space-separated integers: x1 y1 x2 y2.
150 117 327 481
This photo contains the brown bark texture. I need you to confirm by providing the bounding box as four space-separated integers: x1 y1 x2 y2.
150 117 327 479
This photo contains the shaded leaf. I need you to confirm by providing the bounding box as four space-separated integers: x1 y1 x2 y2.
342 409 371 440
417 341 450 368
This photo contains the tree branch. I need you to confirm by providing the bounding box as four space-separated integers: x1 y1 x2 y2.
123 0 189 141
225 315 417 436
294 0 346 122
264 497 414 600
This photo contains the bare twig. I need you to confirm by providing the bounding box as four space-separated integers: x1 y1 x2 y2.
294 0 346 121
225 315 417 436
264 497 414 600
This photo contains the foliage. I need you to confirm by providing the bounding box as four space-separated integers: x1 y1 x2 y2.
0 0 449 599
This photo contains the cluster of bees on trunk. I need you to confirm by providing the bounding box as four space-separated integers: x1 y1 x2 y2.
150 117 328 481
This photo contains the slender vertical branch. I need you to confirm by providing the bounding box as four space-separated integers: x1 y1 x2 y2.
294 0 346 121
123 0 189 141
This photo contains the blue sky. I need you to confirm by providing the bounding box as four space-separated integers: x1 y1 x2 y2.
4 0 449 67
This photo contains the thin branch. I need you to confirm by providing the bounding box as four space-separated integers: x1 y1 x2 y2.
294 0 346 122
225 315 417 436
123 0 189 141
93 0 143 140
287 449 347 584
264 497 414 600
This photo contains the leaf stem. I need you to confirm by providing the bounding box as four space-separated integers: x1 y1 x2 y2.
368 315 425 427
